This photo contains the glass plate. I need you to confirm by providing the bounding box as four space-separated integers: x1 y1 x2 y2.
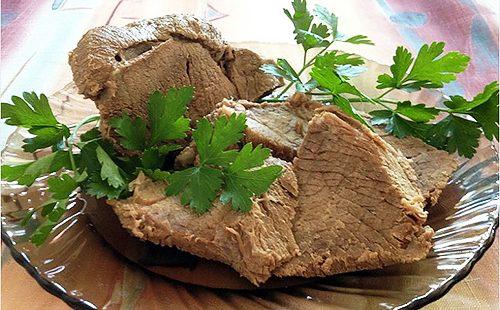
2 77 498 309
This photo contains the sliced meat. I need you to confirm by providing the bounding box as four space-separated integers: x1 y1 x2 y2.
223 49 285 101
274 111 434 278
109 158 299 285
216 94 457 205
375 132 458 205
69 15 282 142
215 97 320 161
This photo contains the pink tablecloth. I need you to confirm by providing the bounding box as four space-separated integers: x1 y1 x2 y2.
2 0 497 99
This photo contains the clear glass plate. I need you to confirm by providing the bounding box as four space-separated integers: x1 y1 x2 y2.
2 78 498 309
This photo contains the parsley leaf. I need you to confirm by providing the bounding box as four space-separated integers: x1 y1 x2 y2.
22 126 70 153
83 173 124 199
377 42 470 91
443 81 499 140
261 59 300 82
394 101 439 122
194 114 246 166
342 34 374 45
110 87 192 152
313 51 366 79
284 0 314 44
408 42 470 87
220 144 282 211
47 173 83 199
1 92 58 127
165 113 246 212
377 46 413 89
95 146 126 188
313 4 338 38
148 87 192 146
109 114 146 151
310 66 360 96
1 151 71 186
315 50 365 68
166 166 223 213
297 24 330 51
426 115 481 158
2 92 71 152
284 0 331 51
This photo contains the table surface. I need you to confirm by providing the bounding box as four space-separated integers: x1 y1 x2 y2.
1 0 498 309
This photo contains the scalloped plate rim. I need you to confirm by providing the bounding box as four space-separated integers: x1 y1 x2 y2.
2 195 498 310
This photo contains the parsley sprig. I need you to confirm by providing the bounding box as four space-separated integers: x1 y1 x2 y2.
166 114 282 213
2 93 100 245
262 0 499 158
261 0 372 97
2 87 281 245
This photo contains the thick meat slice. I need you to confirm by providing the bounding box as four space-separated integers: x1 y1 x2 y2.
216 97 320 161
274 111 434 278
376 132 458 205
109 158 299 285
217 95 457 205
69 15 282 141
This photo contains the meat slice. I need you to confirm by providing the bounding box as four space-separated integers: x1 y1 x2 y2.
375 132 458 205
215 97 321 161
109 158 299 285
216 95 457 205
69 15 282 141
274 111 434 278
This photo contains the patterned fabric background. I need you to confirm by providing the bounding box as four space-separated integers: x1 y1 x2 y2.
1 0 498 98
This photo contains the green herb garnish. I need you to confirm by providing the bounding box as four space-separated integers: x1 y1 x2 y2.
2 87 281 245
262 0 499 159
166 114 282 213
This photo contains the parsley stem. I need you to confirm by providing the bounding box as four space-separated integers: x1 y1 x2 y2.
349 98 397 104
375 88 395 100
298 43 332 76
69 114 100 143
305 91 398 104
356 90 394 111
65 139 78 174
276 82 296 98
64 114 99 177
276 43 334 98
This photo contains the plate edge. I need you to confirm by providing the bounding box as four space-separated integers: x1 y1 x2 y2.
1 229 97 310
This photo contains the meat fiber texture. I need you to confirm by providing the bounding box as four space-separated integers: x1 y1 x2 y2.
69 14 282 143
216 94 458 206
274 111 434 277
109 158 299 285
111 109 434 283
375 131 458 205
